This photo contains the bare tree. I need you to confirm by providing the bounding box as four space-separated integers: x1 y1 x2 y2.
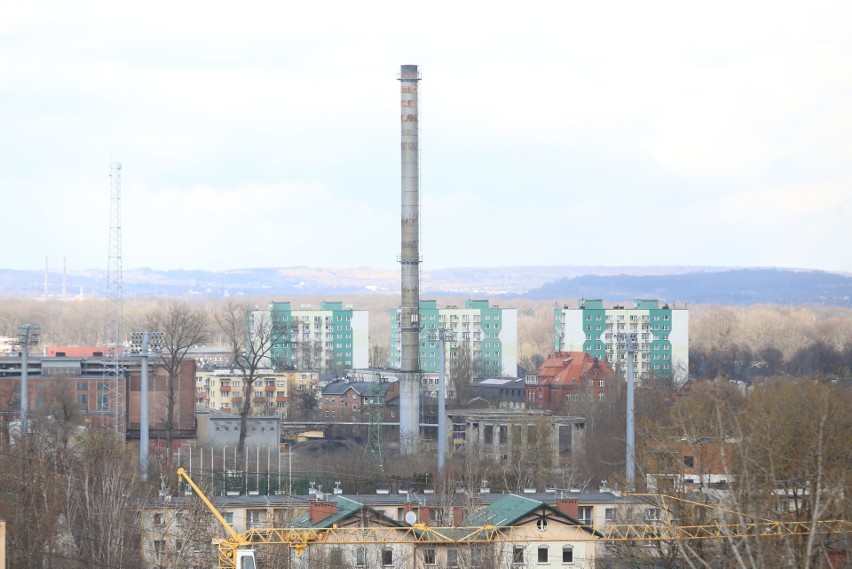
147 301 209 451
449 342 478 407
215 302 286 458
64 429 145 569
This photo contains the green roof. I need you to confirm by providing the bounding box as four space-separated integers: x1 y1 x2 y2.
288 495 403 529
465 495 602 538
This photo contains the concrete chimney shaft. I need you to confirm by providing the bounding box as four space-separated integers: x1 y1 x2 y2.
398 64 421 455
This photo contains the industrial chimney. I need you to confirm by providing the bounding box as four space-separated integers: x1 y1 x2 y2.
398 64 421 455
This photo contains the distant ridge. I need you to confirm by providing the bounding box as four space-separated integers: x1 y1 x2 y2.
0 266 848 306
521 268 852 306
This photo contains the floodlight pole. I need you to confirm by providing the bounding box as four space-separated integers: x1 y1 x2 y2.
429 327 455 474
625 333 636 491
16 324 41 434
140 332 150 481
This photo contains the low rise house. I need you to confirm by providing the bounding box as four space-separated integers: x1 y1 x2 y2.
319 379 399 422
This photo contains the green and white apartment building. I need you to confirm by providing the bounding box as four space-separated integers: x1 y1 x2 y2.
555 299 689 382
390 299 518 379
257 301 369 372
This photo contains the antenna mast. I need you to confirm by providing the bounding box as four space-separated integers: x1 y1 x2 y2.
106 162 125 435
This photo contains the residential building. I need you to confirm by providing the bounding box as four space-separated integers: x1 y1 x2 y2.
196 369 318 417
526 352 615 413
555 299 689 382
140 494 306 568
285 493 600 569
263 301 369 372
390 299 518 379
319 379 399 422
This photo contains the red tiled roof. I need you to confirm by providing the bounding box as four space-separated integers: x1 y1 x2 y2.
533 351 614 385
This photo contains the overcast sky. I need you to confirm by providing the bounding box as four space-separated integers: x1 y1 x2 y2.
2 0 850 274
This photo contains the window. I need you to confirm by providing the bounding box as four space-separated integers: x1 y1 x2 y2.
356 547 366 567
76 382 88 391
424 548 436 565
538 546 549 563
153 540 166 555
77 393 89 410
382 548 393 565
578 506 592 525
96 394 109 411
153 512 164 526
646 507 661 521
246 509 261 529
329 550 343 565
562 546 574 563
513 546 524 564
223 512 234 525
684 455 695 468
448 549 459 567
605 508 616 522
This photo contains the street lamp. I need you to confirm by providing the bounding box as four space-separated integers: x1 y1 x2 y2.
428 326 455 473
15 324 41 434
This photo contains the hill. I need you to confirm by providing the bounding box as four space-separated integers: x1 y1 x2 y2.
521 268 852 306
0 266 848 306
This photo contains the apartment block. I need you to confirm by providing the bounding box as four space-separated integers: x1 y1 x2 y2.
389 299 518 379
261 301 369 372
555 299 688 382
196 369 318 417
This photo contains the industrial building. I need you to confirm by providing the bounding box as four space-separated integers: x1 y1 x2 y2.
389 299 519 380
260 301 369 372
555 299 689 383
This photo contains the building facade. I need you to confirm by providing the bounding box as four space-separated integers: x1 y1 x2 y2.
555 299 689 383
319 379 400 423
196 369 319 418
527 352 615 414
263 301 369 372
389 299 518 379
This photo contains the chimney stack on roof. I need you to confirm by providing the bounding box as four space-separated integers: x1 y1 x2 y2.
556 498 580 520
308 500 338 524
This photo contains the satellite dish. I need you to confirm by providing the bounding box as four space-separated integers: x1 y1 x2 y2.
404 511 418 524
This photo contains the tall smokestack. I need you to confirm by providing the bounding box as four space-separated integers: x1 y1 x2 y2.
398 64 421 455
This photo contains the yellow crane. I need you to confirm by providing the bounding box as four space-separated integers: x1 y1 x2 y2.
178 469 852 569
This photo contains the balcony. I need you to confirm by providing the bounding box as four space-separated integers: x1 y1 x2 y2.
276 396 287 403
232 397 243 404
254 397 266 404
265 385 276 392
220 385 231 393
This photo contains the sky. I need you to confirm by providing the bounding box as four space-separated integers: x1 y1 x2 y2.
2 0 851 274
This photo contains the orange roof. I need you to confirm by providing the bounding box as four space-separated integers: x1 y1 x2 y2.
533 351 613 385
45 345 123 357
